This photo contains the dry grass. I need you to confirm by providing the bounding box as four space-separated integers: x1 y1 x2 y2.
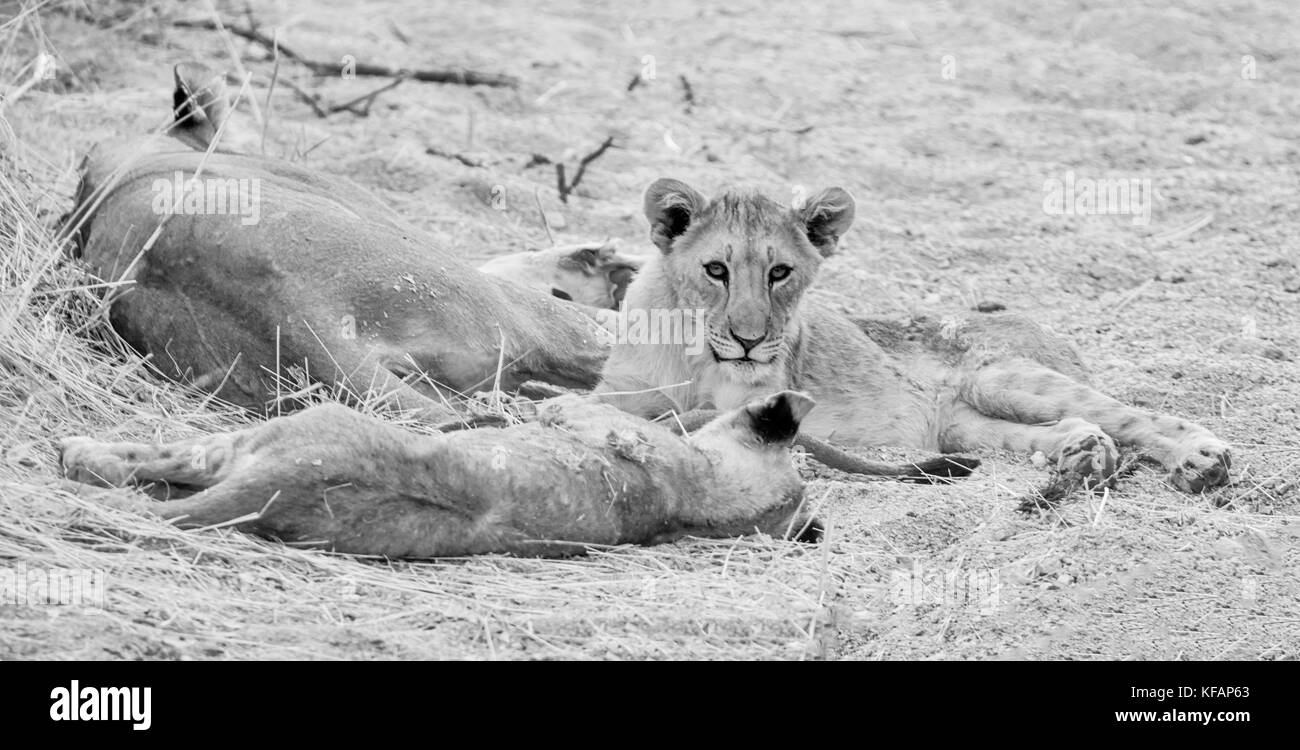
2 0 1298 660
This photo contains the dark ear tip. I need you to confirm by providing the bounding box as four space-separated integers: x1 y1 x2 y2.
746 390 815 443
768 390 815 423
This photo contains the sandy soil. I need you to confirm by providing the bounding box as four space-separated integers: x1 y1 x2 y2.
2 0 1297 659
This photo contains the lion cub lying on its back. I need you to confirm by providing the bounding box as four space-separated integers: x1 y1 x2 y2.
60 392 820 557
598 179 1232 493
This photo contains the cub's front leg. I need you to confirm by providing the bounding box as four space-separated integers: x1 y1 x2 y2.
959 361 1231 493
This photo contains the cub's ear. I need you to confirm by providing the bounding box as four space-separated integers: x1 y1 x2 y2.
644 178 708 254
744 390 816 445
797 187 855 257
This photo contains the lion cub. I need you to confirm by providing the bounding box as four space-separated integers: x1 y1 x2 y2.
59 392 819 557
598 179 1231 493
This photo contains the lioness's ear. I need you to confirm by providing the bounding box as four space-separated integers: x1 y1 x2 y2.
798 187 855 257
744 390 816 445
564 244 605 271
554 241 644 308
170 62 231 150
644 178 707 254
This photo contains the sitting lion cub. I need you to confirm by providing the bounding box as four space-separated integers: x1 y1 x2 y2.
597 179 1232 493
59 392 819 557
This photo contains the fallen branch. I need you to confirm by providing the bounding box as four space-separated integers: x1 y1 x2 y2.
425 145 485 167
280 76 403 118
279 77 328 117
173 18 519 88
330 77 405 116
556 136 616 203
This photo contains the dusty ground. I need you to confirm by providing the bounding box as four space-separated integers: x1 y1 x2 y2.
1 0 1297 659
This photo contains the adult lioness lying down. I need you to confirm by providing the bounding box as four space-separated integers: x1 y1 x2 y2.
60 64 614 421
596 179 1232 493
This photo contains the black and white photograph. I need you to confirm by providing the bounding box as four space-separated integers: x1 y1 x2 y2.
0 0 1296 685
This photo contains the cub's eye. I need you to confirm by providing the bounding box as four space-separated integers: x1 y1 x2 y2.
769 265 793 283
704 262 729 281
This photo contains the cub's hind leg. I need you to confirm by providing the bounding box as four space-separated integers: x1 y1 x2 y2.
941 404 1119 490
960 360 1230 492
58 403 376 495
59 430 249 497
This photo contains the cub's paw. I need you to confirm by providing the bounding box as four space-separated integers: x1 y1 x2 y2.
1167 433 1232 493
57 437 128 487
1055 422 1119 491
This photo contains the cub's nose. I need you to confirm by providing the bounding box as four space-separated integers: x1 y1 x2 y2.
731 331 766 353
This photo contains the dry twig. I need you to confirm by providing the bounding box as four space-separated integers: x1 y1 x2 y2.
174 18 519 88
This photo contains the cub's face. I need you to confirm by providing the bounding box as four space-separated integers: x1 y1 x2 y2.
642 179 855 382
